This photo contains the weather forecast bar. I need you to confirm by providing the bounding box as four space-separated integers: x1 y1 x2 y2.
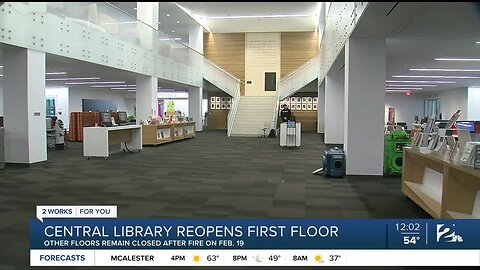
30 249 480 266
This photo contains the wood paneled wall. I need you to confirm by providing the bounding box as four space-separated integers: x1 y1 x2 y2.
281 32 319 78
204 33 246 95
206 91 231 130
283 92 318 131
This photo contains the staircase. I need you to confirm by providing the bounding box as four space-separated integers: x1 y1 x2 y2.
230 96 278 137
279 54 320 100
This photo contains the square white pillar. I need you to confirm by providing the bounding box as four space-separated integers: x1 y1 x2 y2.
3 46 46 163
317 80 325 134
324 72 344 144
136 75 158 123
188 87 203 131
344 38 386 175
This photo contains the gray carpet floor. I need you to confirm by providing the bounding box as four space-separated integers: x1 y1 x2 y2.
0 130 431 269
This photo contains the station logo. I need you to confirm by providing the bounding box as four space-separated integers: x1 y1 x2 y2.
436 224 463 243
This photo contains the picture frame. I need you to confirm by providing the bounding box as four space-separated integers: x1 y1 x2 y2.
307 104 313 110
221 97 227 103
296 97 301 103
210 102 216 110
227 97 231 103
210 97 216 103
215 97 221 103
296 104 301 110
313 104 317 110
307 97 313 103
227 103 231 109
216 103 221 109
221 103 226 110
313 97 318 103
302 104 307 110
291 97 296 103
302 97 307 103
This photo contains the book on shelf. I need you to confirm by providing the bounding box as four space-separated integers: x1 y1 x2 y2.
448 141 459 160
475 145 480 169
459 142 480 166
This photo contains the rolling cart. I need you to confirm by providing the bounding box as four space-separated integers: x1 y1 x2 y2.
280 121 301 147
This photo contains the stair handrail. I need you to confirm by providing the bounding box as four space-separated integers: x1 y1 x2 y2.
204 58 242 96
227 83 241 137
272 90 280 133
279 53 320 100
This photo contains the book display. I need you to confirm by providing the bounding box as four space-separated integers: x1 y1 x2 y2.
142 122 196 146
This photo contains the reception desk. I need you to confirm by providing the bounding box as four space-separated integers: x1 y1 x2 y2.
142 122 195 146
83 125 142 159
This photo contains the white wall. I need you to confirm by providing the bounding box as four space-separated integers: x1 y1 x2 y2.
385 92 425 127
467 87 480 120
438 87 468 121
68 87 133 116
0 82 3 115
46 87 69 128
161 99 189 116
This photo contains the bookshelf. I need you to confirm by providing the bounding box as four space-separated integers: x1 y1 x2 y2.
142 122 195 146
402 147 480 219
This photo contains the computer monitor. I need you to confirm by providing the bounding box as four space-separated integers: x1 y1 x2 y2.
456 121 476 133
118 111 128 124
100 112 113 127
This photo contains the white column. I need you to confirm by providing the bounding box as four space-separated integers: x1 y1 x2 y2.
136 75 157 123
3 46 46 163
136 2 159 50
188 87 203 131
344 38 386 175
136 3 159 123
317 80 325 133
324 72 344 144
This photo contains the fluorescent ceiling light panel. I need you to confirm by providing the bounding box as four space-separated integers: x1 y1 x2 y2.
385 87 423 90
434 58 480 61
90 85 136 88
392 75 480 79
208 14 312 19
46 77 100 81
385 80 456 84
128 90 136 92
66 81 126 85
101 22 137 25
386 90 409 92
111 87 136 90
410 68 480 72
387 84 437 87
46 72 67 75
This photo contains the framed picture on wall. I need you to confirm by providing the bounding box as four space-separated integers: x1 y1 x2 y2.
296 104 302 110
210 102 216 110
215 97 221 103
221 97 227 103
216 103 221 109
313 104 317 110
227 103 231 109
302 97 307 103
307 97 313 103
307 104 313 110
291 97 296 103
210 97 216 103
286 104 291 109
313 97 318 103
221 103 226 110
296 97 301 103
302 104 307 110
227 97 231 103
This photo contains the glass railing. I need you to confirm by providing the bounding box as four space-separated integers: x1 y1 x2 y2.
204 58 241 97
227 83 241 137
2 2 204 86
279 54 320 100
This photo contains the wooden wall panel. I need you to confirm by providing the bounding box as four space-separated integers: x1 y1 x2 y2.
206 91 231 130
281 32 319 78
204 33 246 95
281 92 318 131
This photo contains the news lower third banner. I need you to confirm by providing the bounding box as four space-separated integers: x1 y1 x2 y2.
30 206 480 266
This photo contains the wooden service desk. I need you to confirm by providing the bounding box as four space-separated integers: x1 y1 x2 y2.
83 125 142 159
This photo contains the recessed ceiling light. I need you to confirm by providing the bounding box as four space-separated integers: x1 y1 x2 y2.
434 58 480 61
385 80 456 84
134 7 137 10
387 84 437 87
171 30 175 33
46 77 100 81
66 81 126 85
392 75 480 79
176 20 180 23
409 68 480 72
166 14 170 17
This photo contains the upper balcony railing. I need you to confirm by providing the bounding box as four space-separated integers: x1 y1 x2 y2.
278 54 320 100
0 2 204 86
